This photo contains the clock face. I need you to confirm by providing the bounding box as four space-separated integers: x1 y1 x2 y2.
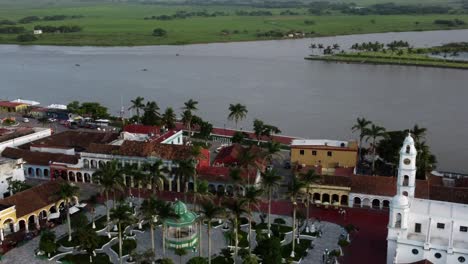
403 158 411 165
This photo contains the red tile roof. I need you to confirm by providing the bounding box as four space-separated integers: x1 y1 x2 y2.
2 147 79 166
20 131 119 152
0 180 64 218
213 144 264 168
0 101 26 108
197 166 257 183
123 124 161 135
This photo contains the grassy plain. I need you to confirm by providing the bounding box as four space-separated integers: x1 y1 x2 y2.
0 2 468 46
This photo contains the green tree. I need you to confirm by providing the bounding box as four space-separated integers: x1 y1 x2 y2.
260 170 281 237
299 169 321 231
76 226 99 263
157 200 176 256
351 117 372 173
7 179 31 194
287 178 305 259
242 254 259 264
145 160 168 195
153 28 167 37
231 131 247 144
187 256 208 264
364 124 388 174
197 121 213 140
264 141 281 164
140 196 161 260
228 103 248 129
111 203 136 264
253 119 265 144
79 102 110 119
244 186 262 254
55 182 79 242
158 258 175 264
128 96 145 123
162 107 177 129
182 99 199 141
175 159 195 200
93 160 124 223
253 236 282 264
223 198 248 262
200 202 224 264
175 248 187 264
67 101 81 114
142 101 161 126
39 230 57 258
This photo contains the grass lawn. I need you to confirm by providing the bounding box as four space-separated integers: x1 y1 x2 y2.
307 50 468 69
0 2 468 46
60 253 112 264
281 239 312 261
111 239 137 257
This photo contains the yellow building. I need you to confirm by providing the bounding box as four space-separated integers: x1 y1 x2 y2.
291 139 358 169
0 101 28 113
0 180 78 242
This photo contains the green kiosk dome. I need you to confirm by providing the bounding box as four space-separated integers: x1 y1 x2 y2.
163 200 199 249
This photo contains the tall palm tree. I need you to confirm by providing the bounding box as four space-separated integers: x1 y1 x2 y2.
76 226 99 263
228 103 248 129
55 182 80 242
162 107 177 129
192 180 213 212
131 167 149 199
229 168 244 198
244 186 263 254
143 101 161 125
299 169 321 232
223 198 249 263
140 196 160 260
364 124 388 174
410 124 427 143
260 169 282 237
264 141 281 164
200 202 224 264
175 159 195 199
352 117 372 173
93 160 124 222
146 160 168 195
182 99 199 141
287 178 305 258
111 203 135 264
128 96 145 123
156 200 176 256
238 147 259 186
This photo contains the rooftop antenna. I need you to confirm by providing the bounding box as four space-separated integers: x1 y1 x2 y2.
119 95 125 120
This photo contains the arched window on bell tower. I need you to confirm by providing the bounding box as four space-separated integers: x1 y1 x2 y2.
395 213 402 228
406 145 410 154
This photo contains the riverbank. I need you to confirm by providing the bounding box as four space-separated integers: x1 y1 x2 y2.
306 51 468 70
1 2 468 46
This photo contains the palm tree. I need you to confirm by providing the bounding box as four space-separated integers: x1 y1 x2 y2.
200 202 224 264
128 96 145 123
228 103 248 129
238 147 259 186
223 198 249 263
299 169 321 232
364 124 388 174
287 178 305 259
182 99 199 141
162 107 177 129
192 180 213 212
175 159 195 199
410 124 427 143
111 203 135 264
264 141 281 164
93 160 124 223
260 169 282 237
244 186 263 254
131 167 150 199
352 117 372 173
229 168 244 198
140 196 160 260
156 200 176 256
142 101 161 125
253 119 265 144
55 182 80 242
146 160 168 195
76 226 99 263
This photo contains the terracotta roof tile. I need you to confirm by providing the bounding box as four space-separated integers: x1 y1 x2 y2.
123 124 161 135
86 143 120 155
0 101 26 108
197 166 257 183
0 180 64 218
2 147 79 166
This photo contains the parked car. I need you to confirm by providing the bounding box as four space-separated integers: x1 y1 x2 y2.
48 118 57 123
22 118 30 123
283 161 291 169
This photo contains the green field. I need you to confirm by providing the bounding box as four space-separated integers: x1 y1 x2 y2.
1 1 468 46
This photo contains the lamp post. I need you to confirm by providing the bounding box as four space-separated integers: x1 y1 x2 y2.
290 201 297 258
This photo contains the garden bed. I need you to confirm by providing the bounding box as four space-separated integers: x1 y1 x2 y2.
111 239 137 257
281 239 312 262
59 253 112 264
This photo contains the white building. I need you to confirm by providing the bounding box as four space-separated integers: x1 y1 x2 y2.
387 134 468 264
0 127 52 153
0 157 25 199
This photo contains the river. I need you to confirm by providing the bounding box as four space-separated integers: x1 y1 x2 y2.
1 29 468 173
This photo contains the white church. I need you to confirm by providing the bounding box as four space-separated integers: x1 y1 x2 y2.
387 134 468 264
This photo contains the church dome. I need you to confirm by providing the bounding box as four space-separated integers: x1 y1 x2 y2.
392 194 409 208
403 134 415 145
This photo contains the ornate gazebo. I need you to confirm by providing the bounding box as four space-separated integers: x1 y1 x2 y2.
164 200 198 249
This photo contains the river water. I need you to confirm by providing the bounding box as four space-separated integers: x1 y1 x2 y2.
1 29 468 172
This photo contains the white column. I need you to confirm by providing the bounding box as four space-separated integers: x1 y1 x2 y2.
0 228 4 241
